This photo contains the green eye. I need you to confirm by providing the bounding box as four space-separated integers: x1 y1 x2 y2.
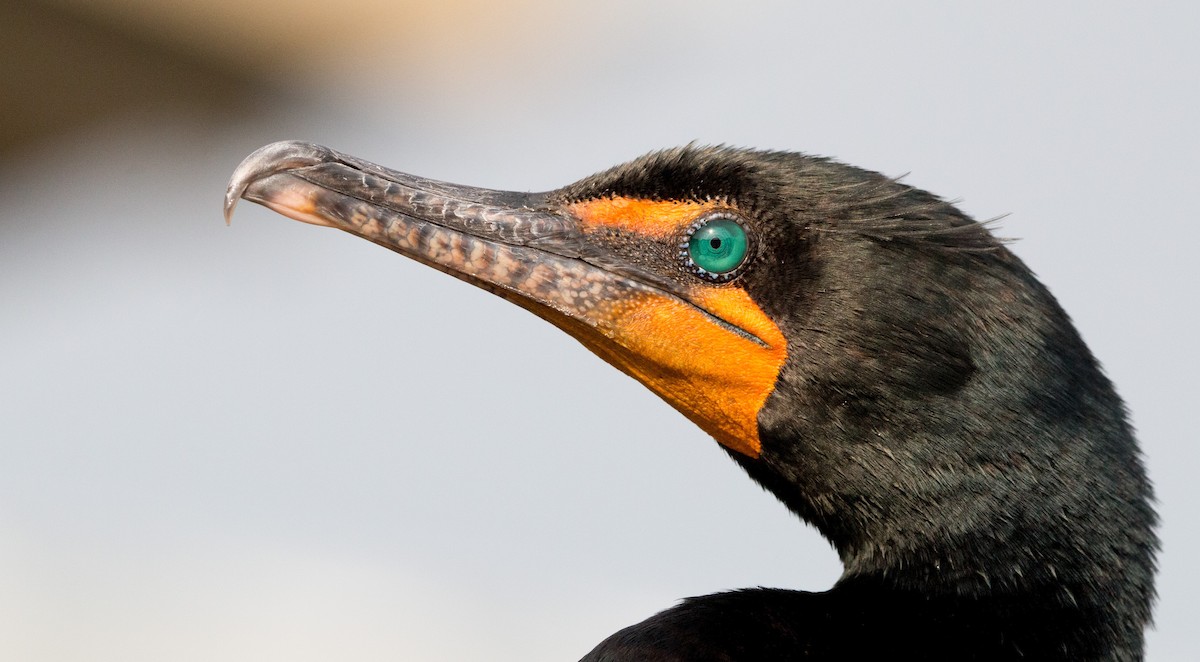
684 216 749 280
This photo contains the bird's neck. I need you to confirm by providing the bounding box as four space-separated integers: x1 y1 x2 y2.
836 523 1133 660
736 418 1153 661
737 260 1156 659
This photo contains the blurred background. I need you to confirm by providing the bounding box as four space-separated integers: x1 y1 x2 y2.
2 1 1196 660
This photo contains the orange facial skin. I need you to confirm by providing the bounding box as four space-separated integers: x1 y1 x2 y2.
568 198 788 458
571 197 723 239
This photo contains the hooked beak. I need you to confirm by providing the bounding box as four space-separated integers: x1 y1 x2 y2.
224 140 659 335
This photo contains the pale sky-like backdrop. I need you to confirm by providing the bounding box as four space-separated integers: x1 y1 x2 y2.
2 2 1196 660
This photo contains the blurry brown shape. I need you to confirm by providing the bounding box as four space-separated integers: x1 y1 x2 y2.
0 2 272 155
33 0 470 75
2 0 541 155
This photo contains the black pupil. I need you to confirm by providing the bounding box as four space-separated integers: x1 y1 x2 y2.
709 238 722 249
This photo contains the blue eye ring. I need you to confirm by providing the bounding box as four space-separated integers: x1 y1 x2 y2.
678 213 752 282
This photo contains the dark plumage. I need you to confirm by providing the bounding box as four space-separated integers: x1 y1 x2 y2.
227 142 1157 661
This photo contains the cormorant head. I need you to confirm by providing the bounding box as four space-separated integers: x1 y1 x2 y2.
226 142 1156 648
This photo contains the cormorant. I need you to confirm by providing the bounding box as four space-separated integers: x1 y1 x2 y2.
225 141 1157 661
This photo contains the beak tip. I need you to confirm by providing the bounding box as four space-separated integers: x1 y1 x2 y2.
224 140 339 226
223 194 239 226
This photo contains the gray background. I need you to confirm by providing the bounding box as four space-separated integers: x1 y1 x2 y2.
2 2 1195 660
